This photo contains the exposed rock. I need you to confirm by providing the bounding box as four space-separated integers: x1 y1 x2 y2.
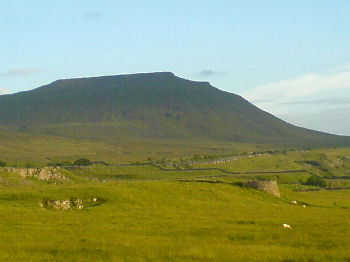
39 197 100 210
240 180 281 197
41 199 71 210
72 198 84 209
1 167 67 181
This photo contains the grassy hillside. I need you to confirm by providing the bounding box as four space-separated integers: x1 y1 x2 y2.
1 148 350 261
0 72 349 148
1 148 349 261
1 181 348 261
0 129 266 165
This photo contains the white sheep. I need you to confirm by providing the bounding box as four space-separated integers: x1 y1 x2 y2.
282 224 292 229
290 200 297 204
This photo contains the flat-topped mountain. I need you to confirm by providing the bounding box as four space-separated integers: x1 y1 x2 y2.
0 72 349 146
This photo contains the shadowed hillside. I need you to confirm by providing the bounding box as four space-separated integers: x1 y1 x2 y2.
0 72 349 148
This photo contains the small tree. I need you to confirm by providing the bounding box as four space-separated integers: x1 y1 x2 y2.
74 158 92 166
305 176 327 187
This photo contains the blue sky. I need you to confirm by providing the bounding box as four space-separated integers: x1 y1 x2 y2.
1 0 349 135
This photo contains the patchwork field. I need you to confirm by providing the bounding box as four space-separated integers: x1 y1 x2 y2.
1 148 350 261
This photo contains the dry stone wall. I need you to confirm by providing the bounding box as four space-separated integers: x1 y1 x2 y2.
1 167 67 181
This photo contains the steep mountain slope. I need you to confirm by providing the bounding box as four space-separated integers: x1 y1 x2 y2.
0 72 348 146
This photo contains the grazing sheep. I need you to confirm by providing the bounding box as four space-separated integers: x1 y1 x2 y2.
282 224 292 229
302 205 306 208
290 200 297 204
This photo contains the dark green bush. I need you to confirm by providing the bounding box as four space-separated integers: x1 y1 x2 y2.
0 160 6 167
305 176 327 187
74 158 92 166
25 163 34 168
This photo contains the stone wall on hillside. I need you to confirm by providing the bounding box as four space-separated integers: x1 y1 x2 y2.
1 167 67 181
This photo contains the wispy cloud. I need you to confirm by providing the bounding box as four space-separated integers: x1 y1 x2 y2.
243 69 350 103
241 62 350 135
1 68 45 77
197 70 226 78
278 97 350 106
0 87 9 95
321 106 350 114
82 12 102 19
325 63 350 73
282 107 350 136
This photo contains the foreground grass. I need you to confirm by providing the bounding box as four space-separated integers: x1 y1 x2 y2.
1 178 350 261
1 148 349 261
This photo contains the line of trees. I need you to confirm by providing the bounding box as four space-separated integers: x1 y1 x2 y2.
48 158 92 167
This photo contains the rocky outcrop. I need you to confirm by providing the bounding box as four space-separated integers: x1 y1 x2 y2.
240 180 281 197
39 197 99 210
40 199 72 210
1 167 67 181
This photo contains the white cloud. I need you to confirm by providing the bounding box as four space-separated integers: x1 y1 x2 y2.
242 69 350 103
281 108 350 136
1 68 45 77
325 62 350 73
0 87 9 95
240 63 350 135
278 97 350 106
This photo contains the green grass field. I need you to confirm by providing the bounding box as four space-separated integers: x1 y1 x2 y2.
1 148 350 261
0 129 267 165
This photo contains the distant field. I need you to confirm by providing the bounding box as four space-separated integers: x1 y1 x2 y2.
0 129 267 165
2 127 350 169
0 148 350 261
